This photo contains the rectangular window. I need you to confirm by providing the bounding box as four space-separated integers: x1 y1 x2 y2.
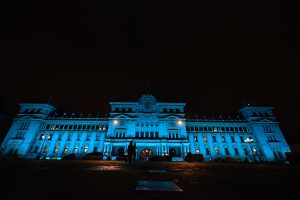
240 136 244 143
204 127 208 132
203 136 207 142
63 146 68 154
199 127 203 132
231 136 235 142
84 147 88 153
93 147 98 153
135 132 139 138
215 148 219 156
208 127 212 131
196 148 200 154
74 147 78 154
194 136 198 142
225 127 230 132
59 124 64 129
234 148 239 155
206 148 210 155
54 146 59 153
225 148 230 156
222 136 225 142
212 136 217 142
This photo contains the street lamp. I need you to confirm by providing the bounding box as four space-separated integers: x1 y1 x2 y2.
245 137 255 162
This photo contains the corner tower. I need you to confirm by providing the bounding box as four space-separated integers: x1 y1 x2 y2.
238 106 290 162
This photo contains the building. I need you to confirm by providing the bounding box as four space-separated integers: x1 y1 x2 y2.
0 94 291 162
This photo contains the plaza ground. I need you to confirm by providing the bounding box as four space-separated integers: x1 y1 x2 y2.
0 160 299 200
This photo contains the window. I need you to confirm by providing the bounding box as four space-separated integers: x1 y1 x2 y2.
33 146 39 153
234 148 239 156
93 147 98 153
199 127 203 131
231 136 235 143
240 136 244 143
54 146 59 153
155 132 159 138
196 148 200 154
84 147 88 153
225 148 230 156
44 146 49 153
135 132 139 138
40 134 44 140
212 136 217 142
64 124 68 129
194 136 198 142
63 146 68 154
208 127 212 131
206 148 210 155
59 124 64 129
78 125 82 129
244 148 249 156
203 136 207 142
215 147 219 156
225 127 230 132
74 147 78 154
221 136 225 142
213 127 218 132
48 134 53 140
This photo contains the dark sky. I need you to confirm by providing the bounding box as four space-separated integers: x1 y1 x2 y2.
0 1 299 144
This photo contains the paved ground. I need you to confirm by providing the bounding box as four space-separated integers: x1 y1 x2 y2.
0 160 299 200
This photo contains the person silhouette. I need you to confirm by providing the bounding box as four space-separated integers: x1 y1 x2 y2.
127 141 134 165
132 142 136 162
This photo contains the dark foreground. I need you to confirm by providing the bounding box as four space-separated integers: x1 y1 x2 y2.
0 160 299 200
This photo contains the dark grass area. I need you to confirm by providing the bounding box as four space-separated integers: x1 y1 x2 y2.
0 160 299 200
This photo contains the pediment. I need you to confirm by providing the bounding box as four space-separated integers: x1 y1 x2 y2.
164 115 183 120
114 114 131 119
254 118 275 123
18 116 35 120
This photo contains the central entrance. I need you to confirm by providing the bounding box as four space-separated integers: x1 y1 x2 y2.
140 148 153 160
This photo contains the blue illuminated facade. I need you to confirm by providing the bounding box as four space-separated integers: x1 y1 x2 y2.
0 95 291 162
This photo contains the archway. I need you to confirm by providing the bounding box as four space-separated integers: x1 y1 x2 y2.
169 148 177 157
117 147 124 156
140 148 153 160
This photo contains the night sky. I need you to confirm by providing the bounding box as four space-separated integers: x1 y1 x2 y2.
0 1 299 144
